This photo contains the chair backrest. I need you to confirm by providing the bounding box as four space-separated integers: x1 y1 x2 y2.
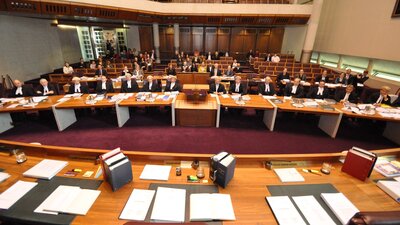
359 86 379 103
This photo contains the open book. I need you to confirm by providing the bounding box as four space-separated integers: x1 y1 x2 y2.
190 193 235 221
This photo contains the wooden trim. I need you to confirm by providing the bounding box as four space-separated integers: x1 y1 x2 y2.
393 0 400 17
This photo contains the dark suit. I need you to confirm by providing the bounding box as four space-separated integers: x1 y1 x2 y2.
295 74 307 81
209 68 222 77
229 83 245 95
209 83 226 94
315 75 330 83
307 86 329 99
68 84 89 94
166 68 176 75
258 83 276 96
344 74 355 85
206 65 213 73
121 70 130 76
95 69 108 76
121 80 139 93
165 81 181 92
265 55 271 61
277 73 290 87
141 81 159 92
334 89 357 103
284 84 304 98
36 84 57 96
96 81 114 94
335 77 345 84
9 85 34 97
225 70 234 76
212 54 220 60
233 67 243 73
392 96 400 107
367 92 391 105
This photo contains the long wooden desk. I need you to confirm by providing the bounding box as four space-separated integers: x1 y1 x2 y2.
0 145 399 225
174 94 218 127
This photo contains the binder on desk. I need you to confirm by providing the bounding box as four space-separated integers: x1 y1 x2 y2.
99 148 133 191
341 147 377 181
209 152 236 188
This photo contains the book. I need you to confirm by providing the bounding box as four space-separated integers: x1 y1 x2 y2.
273 168 305 182
341 147 377 181
150 187 186 223
119 189 155 221
100 148 133 191
140 165 171 181
266 196 306 225
190 193 235 221
321 193 359 225
23 159 68 180
0 181 37 210
376 180 400 203
292 195 336 225
210 152 236 188
374 160 400 177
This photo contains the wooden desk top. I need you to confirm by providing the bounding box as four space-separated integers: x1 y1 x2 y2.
55 94 116 109
175 94 217 110
118 92 174 107
333 103 400 122
0 151 399 225
218 94 275 110
182 84 210 90
275 97 341 115
0 96 63 113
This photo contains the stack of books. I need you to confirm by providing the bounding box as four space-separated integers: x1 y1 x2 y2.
99 148 133 191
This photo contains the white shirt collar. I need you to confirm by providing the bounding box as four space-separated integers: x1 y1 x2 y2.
16 87 23 95
291 85 298 94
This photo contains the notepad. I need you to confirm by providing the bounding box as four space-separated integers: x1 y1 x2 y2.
119 189 156 221
266 196 306 225
190 193 235 221
321 193 359 225
140 165 171 181
292 195 336 225
150 187 186 223
274 168 305 182
23 159 68 180
0 181 37 210
36 185 101 215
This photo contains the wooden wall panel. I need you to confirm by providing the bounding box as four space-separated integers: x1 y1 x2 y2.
204 27 217 53
159 26 174 59
268 27 284 53
217 27 230 52
192 27 203 53
179 27 192 53
139 26 153 52
229 27 245 59
242 28 257 52
255 28 270 52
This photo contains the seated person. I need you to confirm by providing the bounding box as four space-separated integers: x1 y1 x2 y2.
335 72 346 84
105 60 113 69
141 75 159 92
78 58 86 68
392 95 400 107
315 70 330 83
295 69 307 81
209 63 222 77
121 74 139 93
367 86 391 105
277 68 290 93
231 59 239 70
258 76 276 96
271 54 280 63
192 55 201 64
95 65 108 76
344 68 355 85
121 66 130 76
198 62 207 73
357 70 369 84
63 62 74 74
68 77 89 94
307 81 329 99
265 53 271 62
166 64 176 75
165 76 181 92
213 51 220 60
89 61 97 69
229 76 245 95
334 84 357 103
9 79 34 97
191 63 198 72
224 66 234 76
132 63 144 80
181 61 191 72
209 77 226 94
96 75 114 94
284 78 304 98
233 63 243 73
36 78 56 96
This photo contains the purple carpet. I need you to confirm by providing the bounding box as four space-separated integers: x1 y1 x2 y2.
0 109 397 154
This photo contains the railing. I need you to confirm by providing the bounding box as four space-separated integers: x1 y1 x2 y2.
149 0 292 4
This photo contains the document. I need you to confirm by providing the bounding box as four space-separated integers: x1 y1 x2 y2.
266 196 306 225
0 172 10 183
0 181 37 210
119 189 155 221
139 165 171 181
321 193 359 225
292 195 336 225
377 180 400 203
64 93 82 98
150 187 186 223
23 159 68 180
190 193 235 221
32 96 48 103
6 104 19 109
273 168 305 182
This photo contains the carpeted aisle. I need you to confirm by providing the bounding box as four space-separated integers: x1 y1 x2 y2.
0 109 397 154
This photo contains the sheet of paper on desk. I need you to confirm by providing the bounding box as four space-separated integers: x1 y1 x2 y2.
0 180 38 210
292 195 336 225
273 168 305 182
119 189 155 221
139 165 171 181
222 94 230 98
210 94 217 98
266 196 306 225
190 193 236 221
6 104 19 109
32 96 48 103
395 177 400 182
57 97 70 103
150 187 186 223
262 96 277 100
23 159 68 180
64 93 82 98
0 172 10 183
321 193 359 225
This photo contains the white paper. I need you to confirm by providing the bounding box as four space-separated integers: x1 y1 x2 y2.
32 96 48 103
140 165 171 181
190 193 235 221
119 189 155 221
0 172 10 183
0 181 37 209
64 93 82 98
6 104 19 109
292 196 336 225
57 97 70 103
266 196 306 225
221 94 230 98
23 159 68 180
263 95 277 100
150 187 186 222
395 177 400 182
321 193 359 225
274 168 305 182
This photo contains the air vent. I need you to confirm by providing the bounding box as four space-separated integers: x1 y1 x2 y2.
241 17 254 23
275 17 290 24
207 17 220 23
42 3 69 14
291 17 309 24
258 17 274 24
98 9 117 18
73 6 94 16
224 17 238 23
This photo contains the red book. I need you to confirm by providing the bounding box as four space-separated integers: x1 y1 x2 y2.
341 147 377 181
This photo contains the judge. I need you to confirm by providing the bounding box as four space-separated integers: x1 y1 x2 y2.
258 76 276 96
335 85 357 103
307 81 329 99
141 75 159 92
368 86 392 105
36 78 56 96
284 78 304 98
96 75 114 94
229 76 245 95
9 79 34 97
68 77 89 94
121 74 139 93
209 77 226 94
165 76 181 92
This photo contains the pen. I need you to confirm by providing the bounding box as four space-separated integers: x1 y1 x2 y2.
302 169 322 176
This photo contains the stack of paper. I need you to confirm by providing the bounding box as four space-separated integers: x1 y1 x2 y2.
190 193 235 221
274 168 305 182
140 165 171 181
292 195 336 225
150 187 186 223
23 159 68 180
119 189 155 221
377 180 400 203
321 193 359 225
0 181 37 209
266 196 306 225
0 172 10 183
32 96 48 103
35 185 100 215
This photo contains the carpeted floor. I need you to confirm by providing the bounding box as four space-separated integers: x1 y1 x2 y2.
1 108 397 154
